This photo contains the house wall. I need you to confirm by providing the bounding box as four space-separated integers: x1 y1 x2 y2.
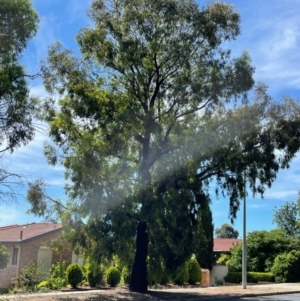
0 245 18 288
52 243 72 267
19 231 62 271
0 230 72 288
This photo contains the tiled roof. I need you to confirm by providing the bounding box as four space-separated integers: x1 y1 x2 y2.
0 222 62 243
213 238 242 252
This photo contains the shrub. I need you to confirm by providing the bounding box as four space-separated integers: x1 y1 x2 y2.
224 272 274 284
47 261 67 289
0 287 10 294
66 263 83 288
248 272 274 282
106 267 121 287
188 258 202 284
87 265 103 287
17 262 50 291
37 281 48 288
271 250 300 283
147 258 170 285
121 266 131 285
173 262 189 285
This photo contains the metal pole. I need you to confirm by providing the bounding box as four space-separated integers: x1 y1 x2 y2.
242 171 247 289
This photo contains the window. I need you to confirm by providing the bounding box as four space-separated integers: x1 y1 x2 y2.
12 248 18 265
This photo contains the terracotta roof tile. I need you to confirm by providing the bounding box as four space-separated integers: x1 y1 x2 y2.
0 222 62 242
213 238 242 252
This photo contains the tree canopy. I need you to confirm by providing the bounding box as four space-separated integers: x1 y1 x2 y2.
215 223 239 238
28 0 300 292
0 0 39 204
228 229 298 272
273 197 300 238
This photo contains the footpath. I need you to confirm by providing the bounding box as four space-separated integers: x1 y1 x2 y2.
0 283 300 301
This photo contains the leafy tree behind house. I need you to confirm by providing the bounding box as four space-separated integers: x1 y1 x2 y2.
228 229 298 272
27 0 300 292
273 198 300 238
215 223 239 239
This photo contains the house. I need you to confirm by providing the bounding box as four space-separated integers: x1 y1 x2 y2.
0 222 73 288
210 238 242 286
213 238 242 255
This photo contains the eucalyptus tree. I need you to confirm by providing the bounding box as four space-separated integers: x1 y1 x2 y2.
0 0 39 203
33 0 300 292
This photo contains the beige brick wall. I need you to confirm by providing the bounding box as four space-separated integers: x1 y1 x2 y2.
0 245 18 288
19 231 62 271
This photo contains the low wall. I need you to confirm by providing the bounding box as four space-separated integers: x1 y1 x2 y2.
201 269 210 287
210 265 228 286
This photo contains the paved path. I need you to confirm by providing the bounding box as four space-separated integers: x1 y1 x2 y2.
0 283 299 300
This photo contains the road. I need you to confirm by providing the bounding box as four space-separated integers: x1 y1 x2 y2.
241 293 300 301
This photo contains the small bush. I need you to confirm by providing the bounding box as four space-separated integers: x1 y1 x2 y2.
106 267 121 287
173 262 189 285
66 263 83 288
188 258 202 285
0 287 10 294
47 261 67 289
17 262 50 291
271 250 300 283
87 266 103 287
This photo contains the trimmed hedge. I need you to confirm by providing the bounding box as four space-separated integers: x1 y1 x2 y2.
106 267 121 287
224 272 274 284
66 263 83 288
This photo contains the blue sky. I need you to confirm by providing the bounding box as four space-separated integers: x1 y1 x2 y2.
1 0 300 238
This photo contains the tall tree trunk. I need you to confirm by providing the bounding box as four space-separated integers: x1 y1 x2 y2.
129 221 148 292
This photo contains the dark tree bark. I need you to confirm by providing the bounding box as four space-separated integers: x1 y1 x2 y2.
129 221 149 292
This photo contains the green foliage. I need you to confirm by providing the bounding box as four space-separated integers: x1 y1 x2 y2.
37 281 48 288
17 263 50 291
215 224 239 238
147 257 170 285
0 287 10 294
46 261 67 290
106 267 121 287
214 277 224 286
188 258 202 285
86 265 103 287
0 244 9 270
66 263 83 288
0 0 38 54
228 229 298 272
248 272 274 282
273 199 300 238
121 266 131 285
31 0 300 293
195 196 214 270
0 0 39 205
173 262 189 285
216 254 231 266
271 250 300 283
225 272 274 283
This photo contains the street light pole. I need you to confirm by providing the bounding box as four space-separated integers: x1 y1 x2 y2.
242 171 247 289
